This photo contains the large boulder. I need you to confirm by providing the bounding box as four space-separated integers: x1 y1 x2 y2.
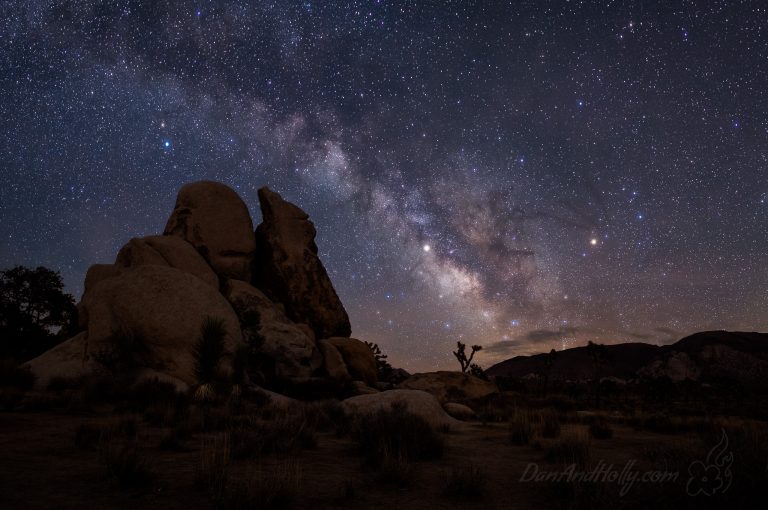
398 371 498 403
317 339 351 381
24 332 104 389
325 337 377 385
115 235 219 289
253 187 351 339
443 402 477 421
342 389 459 429
80 265 242 385
164 181 256 281
224 279 321 381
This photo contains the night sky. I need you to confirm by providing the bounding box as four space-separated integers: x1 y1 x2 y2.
1 1 766 371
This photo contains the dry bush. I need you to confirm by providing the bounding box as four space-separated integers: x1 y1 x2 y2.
588 417 613 439
536 408 562 438
545 431 591 466
228 409 317 459
509 408 535 445
195 433 231 501
375 450 414 488
222 459 302 510
353 402 444 467
443 464 486 502
98 431 153 489
0 359 35 389
74 423 102 450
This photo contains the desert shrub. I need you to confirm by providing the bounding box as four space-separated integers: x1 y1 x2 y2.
110 416 139 438
509 408 534 445
537 408 561 438
99 433 153 489
353 402 443 466
158 423 192 451
0 359 35 389
125 377 187 410
443 464 486 501
193 316 227 386
195 433 231 501
0 388 25 410
74 423 102 450
229 411 317 458
545 432 591 466
589 417 613 439
222 459 302 510
375 451 414 487
353 405 444 467
93 327 144 372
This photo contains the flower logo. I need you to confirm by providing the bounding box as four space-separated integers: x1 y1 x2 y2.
686 429 733 496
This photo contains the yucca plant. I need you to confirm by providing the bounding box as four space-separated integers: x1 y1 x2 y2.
192 316 227 399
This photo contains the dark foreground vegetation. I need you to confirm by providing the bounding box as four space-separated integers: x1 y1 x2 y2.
1 358 767 510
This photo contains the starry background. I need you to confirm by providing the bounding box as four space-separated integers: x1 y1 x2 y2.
1 1 766 371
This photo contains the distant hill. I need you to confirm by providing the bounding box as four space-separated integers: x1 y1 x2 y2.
486 330 768 385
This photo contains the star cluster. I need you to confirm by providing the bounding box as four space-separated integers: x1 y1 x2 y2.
1 1 766 370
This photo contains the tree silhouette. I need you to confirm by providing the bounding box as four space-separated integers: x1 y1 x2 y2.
0 266 77 361
453 341 482 373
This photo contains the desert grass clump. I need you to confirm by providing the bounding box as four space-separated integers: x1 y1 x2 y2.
353 402 444 467
545 431 592 466
375 450 415 488
509 408 534 445
0 359 35 389
98 432 154 489
536 408 561 438
229 409 317 459
443 464 486 502
195 433 231 501
193 316 228 401
74 423 102 450
588 417 614 439
222 459 303 510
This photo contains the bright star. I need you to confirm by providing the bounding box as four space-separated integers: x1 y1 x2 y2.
590 238 598 246
423 244 431 252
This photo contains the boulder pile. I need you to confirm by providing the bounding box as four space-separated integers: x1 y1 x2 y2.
25 181 373 394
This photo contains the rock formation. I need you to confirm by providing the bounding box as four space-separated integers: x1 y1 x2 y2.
115 235 219 289
224 279 321 381
398 371 498 403
25 181 372 395
253 187 351 339
342 389 460 429
324 337 377 385
164 181 256 281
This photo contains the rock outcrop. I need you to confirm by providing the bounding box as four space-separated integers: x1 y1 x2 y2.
325 337 377 385
443 402 477 421
81 265 242 385
224 279 321 381
26 180 400 399
164 181 256 281
253 187 351 339
115 235 219 289
342 389 459 429
317 339 351 381
24 332 103 388
398 371 498 403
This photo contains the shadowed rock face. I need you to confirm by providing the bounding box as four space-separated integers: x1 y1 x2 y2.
27 265 243 388
253 186 351 339
224 279 321 381
164 181 256 281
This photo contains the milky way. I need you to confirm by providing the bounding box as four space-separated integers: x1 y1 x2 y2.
1 1 766 370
